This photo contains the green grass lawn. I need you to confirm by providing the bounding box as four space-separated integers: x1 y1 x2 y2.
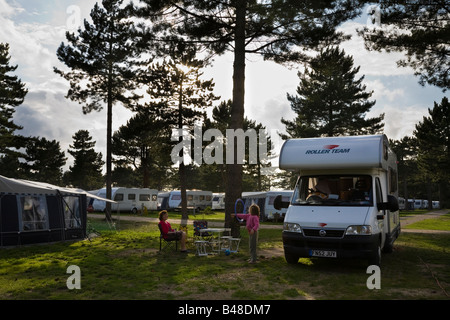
404 213 450 231
1 214 449 300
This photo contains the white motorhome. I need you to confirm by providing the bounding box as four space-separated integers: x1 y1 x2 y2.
92 187 158 213
276 135 400 266
242 190 293 221
158 190 212 211
212 193 225 210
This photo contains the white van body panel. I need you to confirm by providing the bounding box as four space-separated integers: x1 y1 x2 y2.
279 135 388 170
286 206 371 229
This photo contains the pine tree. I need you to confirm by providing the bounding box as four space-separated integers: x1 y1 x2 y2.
0 42 28 173
112 108 172 189
54 0 143 220
281 47 384 138
414 97 450 208
67 130 105 191
358 2 449 91
23 137 67 185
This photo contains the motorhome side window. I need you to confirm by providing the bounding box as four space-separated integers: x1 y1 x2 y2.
375 178 383 205
139 194 150 201
114 193 124 201
292 175 373 206
389 167 398 193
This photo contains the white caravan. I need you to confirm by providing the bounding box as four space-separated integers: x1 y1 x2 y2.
398 197 405 210
432 201 440 209
212 193 225 210
242 190 293 221
158 190 212 211
92 187 158 213
275 135 400 266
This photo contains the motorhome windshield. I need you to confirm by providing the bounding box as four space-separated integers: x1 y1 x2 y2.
292 175 373 207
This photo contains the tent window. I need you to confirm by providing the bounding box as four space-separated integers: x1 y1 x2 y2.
19 195 48 231
63 196 81 229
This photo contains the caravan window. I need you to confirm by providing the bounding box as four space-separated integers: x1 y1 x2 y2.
292 175 373 207
114 193 124 201
139 194 150 201
63 196 81 229
151 194 157 201
171 194 181 201
19 195 48 231
128 194 136 200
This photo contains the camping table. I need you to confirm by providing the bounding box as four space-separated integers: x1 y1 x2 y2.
199 228 231 254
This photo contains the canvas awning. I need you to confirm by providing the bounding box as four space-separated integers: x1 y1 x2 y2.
0 175 116 203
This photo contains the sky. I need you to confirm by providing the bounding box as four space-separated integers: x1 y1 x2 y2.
0 0 447 173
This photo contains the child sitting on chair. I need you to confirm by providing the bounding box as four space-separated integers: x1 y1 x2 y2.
158 210 188 252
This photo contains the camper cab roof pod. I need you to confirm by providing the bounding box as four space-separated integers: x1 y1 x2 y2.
279 134 396 171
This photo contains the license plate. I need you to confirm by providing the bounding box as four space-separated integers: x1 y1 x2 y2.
310 250 337 258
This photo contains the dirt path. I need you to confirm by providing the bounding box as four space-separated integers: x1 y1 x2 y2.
400 209 450 234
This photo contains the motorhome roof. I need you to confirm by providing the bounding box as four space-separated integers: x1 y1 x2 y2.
279 134 395 171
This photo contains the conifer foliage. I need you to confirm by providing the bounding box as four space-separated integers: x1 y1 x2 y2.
0 43 27 159
54 0 143 220
282 47 384 138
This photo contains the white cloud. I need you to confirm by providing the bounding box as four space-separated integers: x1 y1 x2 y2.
15 89 134 171
1 0 131 172
375 103 426 140
338 21 414 77
365 79 405 102
0 0 22 16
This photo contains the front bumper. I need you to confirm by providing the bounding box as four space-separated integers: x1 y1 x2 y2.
282 231 379 259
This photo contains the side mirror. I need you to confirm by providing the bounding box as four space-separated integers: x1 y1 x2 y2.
377 195 399 212
274 195 290 210
387 195 399 212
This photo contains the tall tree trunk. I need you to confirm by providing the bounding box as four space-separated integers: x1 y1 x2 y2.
178 82 188 226
141 146 150 188
105 38 113 223
225 0 246 237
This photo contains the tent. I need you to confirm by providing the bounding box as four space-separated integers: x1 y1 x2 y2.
0 175 114 246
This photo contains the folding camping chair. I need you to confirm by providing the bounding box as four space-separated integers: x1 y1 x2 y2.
158 223 179 252
193 220 212 242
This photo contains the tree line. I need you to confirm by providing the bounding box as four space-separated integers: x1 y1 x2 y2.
1 1 448 228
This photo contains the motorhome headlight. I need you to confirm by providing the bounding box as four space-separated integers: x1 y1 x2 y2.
284 222 302 233
345 225 372 235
